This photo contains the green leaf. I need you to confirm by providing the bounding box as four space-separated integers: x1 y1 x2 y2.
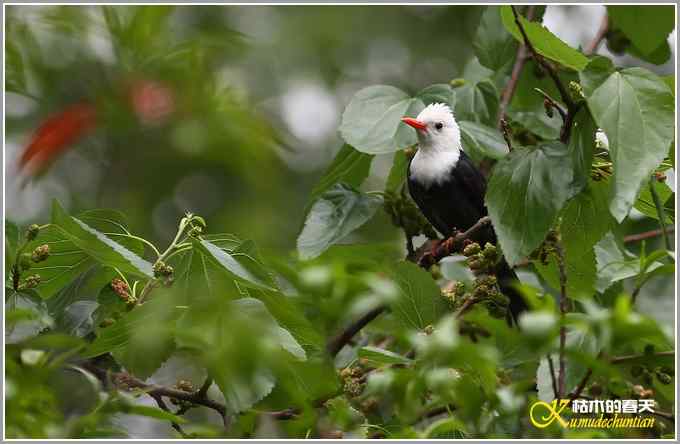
51 201 153 278
662 76 674 95
459 121 509 161
473 6 518 71
607 6 675 55
358 346 413 366
453 79 499 127
5 220 19 277
416 84 456 108
47 267 115 326
628 40 671 66
297 183 383 260
535 181 612 299
594 232 664 292
194 238 276 291
579 56 615 96
385 150 409 193
120 404 187 424
6 38 26 94
634 179 674 223
339 85 423 154
6 288 53 343
486 142 576 265
309 144 373 205
567 111 597 194
500 6 589 71
581 67 675 222
388 261 448 331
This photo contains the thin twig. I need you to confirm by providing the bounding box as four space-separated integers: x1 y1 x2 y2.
418 216 492 269
569 368 594 402
497 5 537 128
648 178 672 250
326 305 387 356
151 394 189 437
584 14 609 56
553 236 568 398
624 226 675 243
547 354 559 399
197 375 213 398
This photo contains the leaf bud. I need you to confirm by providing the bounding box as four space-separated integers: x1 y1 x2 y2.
176 379 194 392
26 224 41 241
449 78 466 88
31 244 50 263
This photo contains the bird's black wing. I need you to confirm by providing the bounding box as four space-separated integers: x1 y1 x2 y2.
451 151 488 218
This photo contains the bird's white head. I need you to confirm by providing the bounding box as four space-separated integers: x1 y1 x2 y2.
401 103 461 154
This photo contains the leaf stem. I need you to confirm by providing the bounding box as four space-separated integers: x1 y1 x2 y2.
648 177 672 250
106 232 161 257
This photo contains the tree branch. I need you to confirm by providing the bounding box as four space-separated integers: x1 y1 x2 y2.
418 216 492 269
80 361 231 430
547 354 559 399
497 5 537 128
624 226 675 243
553 236 568 398
584 14 609 56
151 393 189 437
510 6 581 143
326 305 387 356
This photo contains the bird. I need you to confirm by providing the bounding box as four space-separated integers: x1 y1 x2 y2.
401 103 527 324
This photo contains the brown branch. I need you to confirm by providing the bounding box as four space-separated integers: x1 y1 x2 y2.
510 6 580 143
80 361 230 429
151 394 189 437
568 367 593 402
624 226 675 243
418 216 492 269
197 375 213 398
547 354 559 399
553 237 568 398
497 5 537 128
326 305 387 356
584 14 609 56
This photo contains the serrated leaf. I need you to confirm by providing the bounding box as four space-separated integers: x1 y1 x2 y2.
459 120 509 161
454 79 499 127
358 346 412 366
486 142 576 265
500 6 589 71
388 261 448 330
473 6 518 71
607 5 675 56
297 183 383 260
51 201 153 278
339 85 423 154
309 144 373 206
634 179 674 223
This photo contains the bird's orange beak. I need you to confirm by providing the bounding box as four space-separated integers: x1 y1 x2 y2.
401 117 427 131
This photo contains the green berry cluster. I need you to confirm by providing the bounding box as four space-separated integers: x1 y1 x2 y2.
383 190 437 240
153 261 175 286
340 366 364 398
170 380 195 410
463 242 498 274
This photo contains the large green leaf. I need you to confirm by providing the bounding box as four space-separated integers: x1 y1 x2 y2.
417 84 456 109
566 110 597 195
388 261 448 331
385 150 409 193
309 144 373 205
607 6 675 56
459 120 509 161
473 6 518 72
500 6 589 71
26 208 144 300
297 183 383 260
535 181 612 299
339 85 422 154
194 238 276 291
358 346 413 366
581 67 674 222
486 142 576 265
51 201 153 278
6 288 53 343
454 79 499 127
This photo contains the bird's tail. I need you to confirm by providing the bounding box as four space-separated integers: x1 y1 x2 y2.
495 259 528 326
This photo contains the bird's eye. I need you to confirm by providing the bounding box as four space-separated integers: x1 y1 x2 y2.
435 122 443 130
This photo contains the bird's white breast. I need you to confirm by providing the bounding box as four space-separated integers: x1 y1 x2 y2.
409 148 460 188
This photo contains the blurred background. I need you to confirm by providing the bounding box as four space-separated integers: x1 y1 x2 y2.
4 5 675 438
